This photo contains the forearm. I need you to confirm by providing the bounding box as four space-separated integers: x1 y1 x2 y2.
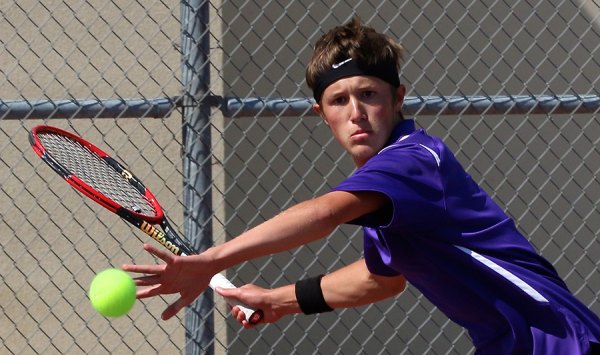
205 198 338 272
321 259 406 308
266 259 406 318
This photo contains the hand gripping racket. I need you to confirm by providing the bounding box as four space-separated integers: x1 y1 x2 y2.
29 125 262 324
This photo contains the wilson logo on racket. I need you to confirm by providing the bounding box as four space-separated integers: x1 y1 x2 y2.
140 221 180 255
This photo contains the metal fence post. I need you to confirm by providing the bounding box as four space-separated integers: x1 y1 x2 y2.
180 0 213 354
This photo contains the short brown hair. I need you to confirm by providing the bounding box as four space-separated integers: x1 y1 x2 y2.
306 17 404 100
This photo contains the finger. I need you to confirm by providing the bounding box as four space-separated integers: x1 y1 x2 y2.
136 284 164 299
229 305 240 320
242 319 253 329
133 274 162 286
162 297 189 320
236 308 247 323
231 305 243 319
215 286 229 295
215 286 238 300
232 306 257 329
143 243 175 263
122 263 165 275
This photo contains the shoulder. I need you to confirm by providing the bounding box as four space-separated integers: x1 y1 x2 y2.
364 129 445 173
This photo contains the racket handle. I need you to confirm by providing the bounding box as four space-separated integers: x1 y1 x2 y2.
209 273 263 324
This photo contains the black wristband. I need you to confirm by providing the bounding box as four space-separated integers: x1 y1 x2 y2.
295 274 334 314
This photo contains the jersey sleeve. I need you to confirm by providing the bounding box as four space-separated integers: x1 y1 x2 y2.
333 141 447 232
362 227 403 276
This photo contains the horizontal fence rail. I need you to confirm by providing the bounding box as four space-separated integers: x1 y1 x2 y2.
220 94 600 117
2 95 599 119
0 98 176 119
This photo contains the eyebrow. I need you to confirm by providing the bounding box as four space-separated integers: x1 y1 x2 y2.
328 82 378 96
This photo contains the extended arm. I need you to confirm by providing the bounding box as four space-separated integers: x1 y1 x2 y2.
204 190 387 272
123 190 389 320
218 259 406 327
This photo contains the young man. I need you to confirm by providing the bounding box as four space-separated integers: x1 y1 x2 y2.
123 18 600 354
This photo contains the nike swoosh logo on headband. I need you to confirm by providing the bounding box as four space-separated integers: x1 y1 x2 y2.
332 58 352 69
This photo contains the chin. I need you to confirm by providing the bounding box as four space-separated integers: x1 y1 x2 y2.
351 149 378 167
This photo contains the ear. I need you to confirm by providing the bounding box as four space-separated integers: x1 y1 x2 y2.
312 103 329 126
394 84 406 112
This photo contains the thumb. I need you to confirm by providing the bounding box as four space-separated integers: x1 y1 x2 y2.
215 286 240 299
161 296 189 320
215 287 254 310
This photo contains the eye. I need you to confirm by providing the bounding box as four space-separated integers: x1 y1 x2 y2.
331 95 348 105
362 90 376 99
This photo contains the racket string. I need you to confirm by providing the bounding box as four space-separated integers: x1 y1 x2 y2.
38 133 157 217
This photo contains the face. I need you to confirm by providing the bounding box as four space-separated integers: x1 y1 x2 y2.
313 75 405 167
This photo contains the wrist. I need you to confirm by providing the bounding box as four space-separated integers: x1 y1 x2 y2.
199 246 227 275
269 284 302 316
295 275 334 314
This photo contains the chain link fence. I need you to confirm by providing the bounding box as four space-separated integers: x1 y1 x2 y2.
2 0 599 354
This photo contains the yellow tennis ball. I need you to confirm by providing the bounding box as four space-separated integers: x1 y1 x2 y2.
88 268 136 318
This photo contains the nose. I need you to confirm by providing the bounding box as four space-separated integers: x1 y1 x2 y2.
349 96 366 123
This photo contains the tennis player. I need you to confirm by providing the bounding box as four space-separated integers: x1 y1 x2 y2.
123 18 600 354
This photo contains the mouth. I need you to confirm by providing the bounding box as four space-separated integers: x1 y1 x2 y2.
351 129 370 138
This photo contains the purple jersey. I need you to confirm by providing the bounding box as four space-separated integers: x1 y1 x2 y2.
333 119 600 354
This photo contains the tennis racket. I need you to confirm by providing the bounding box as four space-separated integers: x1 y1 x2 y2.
29 125 262 324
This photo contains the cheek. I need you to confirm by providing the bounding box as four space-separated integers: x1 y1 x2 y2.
324 121 351 147
322 110 345 133
372 106 395 127
328 122 347 143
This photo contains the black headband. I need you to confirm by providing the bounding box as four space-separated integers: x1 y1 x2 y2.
312 58 400 102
